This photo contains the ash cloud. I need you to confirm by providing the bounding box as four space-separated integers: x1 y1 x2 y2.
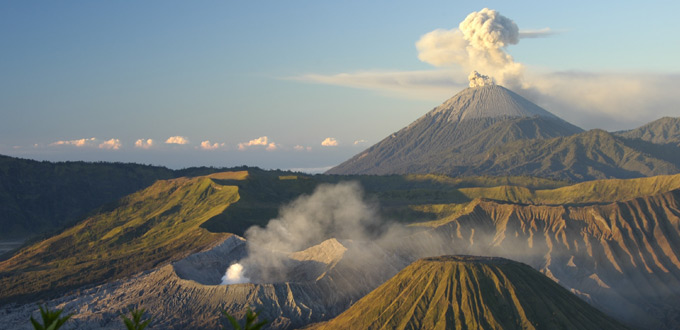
468 71 495 87
417 8 526 89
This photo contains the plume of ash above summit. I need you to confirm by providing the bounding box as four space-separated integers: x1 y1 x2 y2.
468 71 495 87
417 8 525 89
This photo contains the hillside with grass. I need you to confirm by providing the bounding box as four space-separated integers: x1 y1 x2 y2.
307 256 628 330
0 171 246 304
0 155 176 240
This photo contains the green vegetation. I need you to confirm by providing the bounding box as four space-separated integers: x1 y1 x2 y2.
222 308 267 330
0 172 244 304
30 305 73 330
307 256 628 330
5 164 680 307
121 308 152 330
0 154 260 243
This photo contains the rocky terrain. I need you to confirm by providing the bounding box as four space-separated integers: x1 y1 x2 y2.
306 256 628 330
328 85 680 181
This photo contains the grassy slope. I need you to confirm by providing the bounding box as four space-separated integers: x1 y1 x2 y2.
307 256 627 330
0 155 176 239
0 171 246 304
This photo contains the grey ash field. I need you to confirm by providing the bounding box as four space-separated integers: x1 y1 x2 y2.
3 85 680 329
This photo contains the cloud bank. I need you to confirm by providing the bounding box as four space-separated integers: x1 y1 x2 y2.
200 140 225 150
165 136 189 145
50 137 97 147
294 8 680 130
238 136 277 151
98 138 121 150
321 137 338 147
134 139 154 149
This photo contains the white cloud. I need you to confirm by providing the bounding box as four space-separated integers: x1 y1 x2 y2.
293 70 466 100
98 138 121 150
134 139 154 149
519 28 558 39
321 137 338 147
200 140 225 150
353 139 367 145
165 136 189 145
49 137 97 147
294 8 680 131
294 145 312 151
238 136 278 151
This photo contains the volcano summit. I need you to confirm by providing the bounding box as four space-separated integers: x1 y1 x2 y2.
328 85 680 181
327 85 582 175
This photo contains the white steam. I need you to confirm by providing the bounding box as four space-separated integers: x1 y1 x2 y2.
239 182 382 282
468 71 495 87
221 263 249 285
416 8 526 89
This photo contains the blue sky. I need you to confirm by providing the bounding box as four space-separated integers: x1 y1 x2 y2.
2 1 679 170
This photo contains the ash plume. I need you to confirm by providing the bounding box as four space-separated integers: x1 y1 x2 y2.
416 8 526 89
468 71 495 87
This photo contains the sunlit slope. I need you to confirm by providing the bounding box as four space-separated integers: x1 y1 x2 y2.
307 256 627 330
455 173 680 205
0 154 176 239
412 189 680 329
0 172 245 303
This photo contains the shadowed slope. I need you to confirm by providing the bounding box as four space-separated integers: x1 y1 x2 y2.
307 256 627 330
616 117 680 145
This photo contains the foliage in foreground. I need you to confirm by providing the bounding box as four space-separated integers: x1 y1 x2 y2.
121 308 153 330
223 308 268 330
30 305 73 330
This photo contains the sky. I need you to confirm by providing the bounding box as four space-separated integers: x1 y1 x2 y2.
2 1 679 171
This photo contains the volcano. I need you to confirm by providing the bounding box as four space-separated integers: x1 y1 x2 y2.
327 85 583 175
306 256 629 330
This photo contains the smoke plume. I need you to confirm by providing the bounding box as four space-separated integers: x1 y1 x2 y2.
468 71 495 87
416 8 525 89
225 182 547 286
237 182 384 282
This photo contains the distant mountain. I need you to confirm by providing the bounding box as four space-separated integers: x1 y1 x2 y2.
470 129 680 181
327 86 680 181
327 85 583 175
307 256 628 330
616 117 680 145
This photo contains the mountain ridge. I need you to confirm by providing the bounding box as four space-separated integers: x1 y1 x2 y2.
328 86 680 181
305 256 628 330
